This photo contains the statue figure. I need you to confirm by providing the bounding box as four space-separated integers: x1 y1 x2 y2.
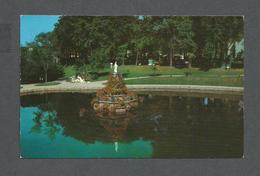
114 61 118 73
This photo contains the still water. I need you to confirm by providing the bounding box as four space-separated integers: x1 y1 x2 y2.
20 93 243 158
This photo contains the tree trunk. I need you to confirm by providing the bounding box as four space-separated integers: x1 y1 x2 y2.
229 42 235 66
213 42 218 67
44 63 48 83
185 52 192 68
45 70 48 83
169 47 173 67
172 47 175 67
219 43 224 66
188 58 192 68
220 41 229 66
135 51 139 65
196 46 203 67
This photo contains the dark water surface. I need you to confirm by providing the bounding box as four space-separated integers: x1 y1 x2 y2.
20 93 243 158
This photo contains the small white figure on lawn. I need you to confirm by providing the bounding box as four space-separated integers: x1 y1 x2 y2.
77 76 84 83
110 62 113 69
71 75 84 83
114 61 118 73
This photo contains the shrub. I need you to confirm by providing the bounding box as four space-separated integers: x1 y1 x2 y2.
21 62 64 84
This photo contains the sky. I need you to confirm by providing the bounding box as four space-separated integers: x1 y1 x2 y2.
20 15 60 46
20 15 144 46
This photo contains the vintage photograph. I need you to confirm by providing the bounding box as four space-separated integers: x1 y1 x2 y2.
20 15 244 158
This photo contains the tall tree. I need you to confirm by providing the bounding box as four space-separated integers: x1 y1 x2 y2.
192 16 244 69
152 16 194 67
28 32 60 82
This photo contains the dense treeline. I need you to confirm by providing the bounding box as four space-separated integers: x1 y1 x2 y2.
52 16 244 68
21 16 244 83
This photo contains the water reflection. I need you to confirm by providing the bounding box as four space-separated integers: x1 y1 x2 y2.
20 93 243 158
238 100 244 112
30 106 61 140
203 97 209 106
96 114 135 152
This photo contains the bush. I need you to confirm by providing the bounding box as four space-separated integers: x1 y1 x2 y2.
89 72 99 80
21 62 64 84
89 48 109 70
47 64 64 81
150 64 160 76
185 71 192 76
21 60 42 83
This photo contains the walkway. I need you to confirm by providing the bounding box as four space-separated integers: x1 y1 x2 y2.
20 75 243 96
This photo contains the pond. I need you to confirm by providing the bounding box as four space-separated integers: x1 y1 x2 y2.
20 92 243 158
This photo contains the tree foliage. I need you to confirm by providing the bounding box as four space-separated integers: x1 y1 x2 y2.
21 16 244 82
21 32 63 83
192 16 244 69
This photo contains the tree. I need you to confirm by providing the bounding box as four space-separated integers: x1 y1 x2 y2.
33 33 55 82
21 32 63 83
152 16 194 67
130 17 155 65
88 48 109 70
51 16 243 70
53 16 136 66
192 16 244 69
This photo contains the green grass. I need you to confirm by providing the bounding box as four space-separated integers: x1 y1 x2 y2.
63 65 111 80
63 65 244 87
63 65 76 79
124 75 243 87
35 82 61 86
64 65 191 80
120 65 184 75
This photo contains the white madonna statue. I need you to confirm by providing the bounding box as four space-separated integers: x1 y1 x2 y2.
114 61 118 73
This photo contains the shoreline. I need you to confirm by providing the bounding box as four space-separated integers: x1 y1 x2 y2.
20 81 243 97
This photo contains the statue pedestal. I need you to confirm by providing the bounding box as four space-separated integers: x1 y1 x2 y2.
92 73 139 116
112 72 120 77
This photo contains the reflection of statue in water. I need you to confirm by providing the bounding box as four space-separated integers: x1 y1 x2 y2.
95 113 136 152
203 97 209 106
79 107 86 117
238 100 244 112
114 61 118 74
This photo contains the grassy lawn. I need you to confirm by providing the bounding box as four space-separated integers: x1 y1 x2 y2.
118 65 185 77
35 82 61 86
63 65 243 87
63 65 77 79
124 75 243 87
63 65 111 80
64 65 193 79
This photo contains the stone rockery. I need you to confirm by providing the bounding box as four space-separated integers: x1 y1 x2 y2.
92 73 139 115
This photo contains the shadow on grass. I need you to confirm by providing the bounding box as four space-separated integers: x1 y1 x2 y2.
35 82 61 86
88 71 110 80
148 73 161 76
122 72 130 77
